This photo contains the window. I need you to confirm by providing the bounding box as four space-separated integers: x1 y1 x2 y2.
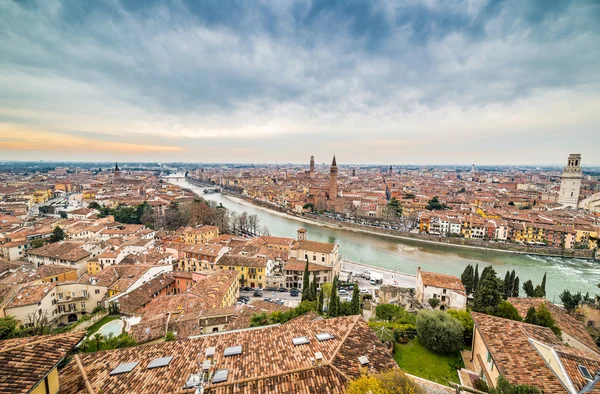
313 255 316 261
81 302 86 309
95 289 100 294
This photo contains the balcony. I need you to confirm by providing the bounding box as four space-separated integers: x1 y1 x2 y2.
56 294 89 303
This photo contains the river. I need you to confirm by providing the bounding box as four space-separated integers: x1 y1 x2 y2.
168 177 599 299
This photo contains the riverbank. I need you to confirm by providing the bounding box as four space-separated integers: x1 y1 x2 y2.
218 190 596 261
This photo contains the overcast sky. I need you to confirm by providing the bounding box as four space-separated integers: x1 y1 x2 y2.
1 0 599 165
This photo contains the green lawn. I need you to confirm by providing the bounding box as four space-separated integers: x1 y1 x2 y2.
86 315 120 336
393 338 462 386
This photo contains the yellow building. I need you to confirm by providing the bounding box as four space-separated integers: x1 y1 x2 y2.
216 255 271 289
177 225 220 245
574 225 598 248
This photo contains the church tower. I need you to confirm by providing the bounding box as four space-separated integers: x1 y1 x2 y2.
329 155 338 200
114 163 121 178
558 154 582 208
309 155 315 178
389 165 393 175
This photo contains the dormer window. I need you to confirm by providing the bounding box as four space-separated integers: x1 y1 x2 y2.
579 365 593 380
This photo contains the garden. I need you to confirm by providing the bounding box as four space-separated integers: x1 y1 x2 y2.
368 304 471 387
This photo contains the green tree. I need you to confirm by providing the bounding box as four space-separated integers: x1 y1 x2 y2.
88 201 101 210
375 304 404 321
317 289 324 314
310 271 318 302
165 331 176 342
386 197 403 217
540 273 547 297
472 267 503 314
416 310 464 354
329 276 340 317
532 285 545 298
512 277 520 297
461 264 474 295
347 370 424 394
509 270 516 294
59 211 67 219
535 303 561 337
473 264 479 292
426 196 448 211
490 375 541 394
428 298 440 309
522 280 535 298
0 316 18 340
30 239 44 248
448 309 474 344
301 260 310 301
50 226 66 243
503 271 511 299
495 301 522 321
249 312 273 327
559 290 583 312
524 306 538 325
351 285 361 315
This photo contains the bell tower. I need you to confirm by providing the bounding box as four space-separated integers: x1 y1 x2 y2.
558 154 582 208
329 155 338 200
309 155 315 178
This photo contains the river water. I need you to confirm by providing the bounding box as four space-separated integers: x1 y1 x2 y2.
168 177 599 299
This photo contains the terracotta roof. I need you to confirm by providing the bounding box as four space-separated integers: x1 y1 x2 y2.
291 240 336 254
5 282 56 308
418 270 466 294
556 350 600 393
471 312 568 393
27 241 90 262
218 254 267 268
508 297 600 354
58 315 396 394
0 332 84 394
224 300 291 331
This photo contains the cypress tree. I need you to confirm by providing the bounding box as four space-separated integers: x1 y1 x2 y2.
509 270 516 294
512 277 520 297
351 285 360 315
302 260 310 301
317 289 324 314
329 276 339 317
503 271 511 299
472 266 503 314
473 264 479 292
461 264 474 295
541 273 547 297
310 271 318 301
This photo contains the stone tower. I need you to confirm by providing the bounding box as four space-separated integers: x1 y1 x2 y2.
389 165 393 175
309 155 315 178
114 163 121 178
558 154 582 207
297 228 307 241
329 155 338 200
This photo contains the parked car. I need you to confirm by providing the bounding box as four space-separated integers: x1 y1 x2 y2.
290 289 300 297
239 295 250 302
278 287 288 292
266 287 279 292
360 288 369 294
263 298 272 302
253 291 263 297
338 289 349 296
275 300 284 305
241 287 254 292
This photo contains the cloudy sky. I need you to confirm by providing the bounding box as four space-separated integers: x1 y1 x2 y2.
1 0 599 165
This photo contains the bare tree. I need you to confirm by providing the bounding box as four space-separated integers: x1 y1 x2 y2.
25 310 50 335
248 214 260 235
261 225 271 236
